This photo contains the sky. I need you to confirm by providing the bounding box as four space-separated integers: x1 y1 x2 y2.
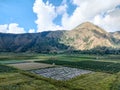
0 0 120 34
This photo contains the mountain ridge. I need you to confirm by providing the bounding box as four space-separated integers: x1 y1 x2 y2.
0 22 120 52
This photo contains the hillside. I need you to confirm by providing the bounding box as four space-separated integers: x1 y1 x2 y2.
0 22 120 52
110 31 120 47
111 31 120 39
0 31 68 53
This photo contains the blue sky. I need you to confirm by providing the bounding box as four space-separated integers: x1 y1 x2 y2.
0 0 36 32
0 0 120 33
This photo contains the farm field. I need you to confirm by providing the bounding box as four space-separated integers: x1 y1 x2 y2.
8 62 54 70
0 72 69 90
31 66 92 80
37 60 120 73
0 67 120 90
0 53 120 90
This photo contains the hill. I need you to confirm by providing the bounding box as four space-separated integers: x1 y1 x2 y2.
0 31 68 53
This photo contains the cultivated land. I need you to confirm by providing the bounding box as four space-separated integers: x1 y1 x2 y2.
0 53 120 90
31 66 92 80
9 62 54 70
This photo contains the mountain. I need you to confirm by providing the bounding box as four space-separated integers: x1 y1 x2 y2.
60 22 118 50
111 31 120 39
110 31 120 47
0 22 120 53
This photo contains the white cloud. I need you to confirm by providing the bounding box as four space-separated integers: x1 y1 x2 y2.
7 23 26 34
0 23 26 34
33 0 120 32
0 24 8 33
93 8 120 32
62 0 120 30
33 0 64 32
56 0 67 15
29 29 35 33
56 4 67 15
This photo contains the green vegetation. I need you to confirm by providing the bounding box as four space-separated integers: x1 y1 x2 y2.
0 53 120 90
70 72 116 90
0 64 17 73
0 69 120 90
65 46 120 55
0 72 69 90
110 72 120 90
36 60 120 73
0 53 37 60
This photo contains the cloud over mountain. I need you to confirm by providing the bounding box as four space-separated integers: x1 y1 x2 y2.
33 0 120 32
0 23 26 34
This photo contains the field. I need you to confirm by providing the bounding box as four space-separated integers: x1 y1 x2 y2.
0 72 69 90
37 60 120 73
31 66 92 80
0 53 120 90
9 62 54 70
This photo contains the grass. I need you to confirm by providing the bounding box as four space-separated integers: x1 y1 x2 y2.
0 70 120 90
0 64 17 73
0 63 74 90
0 53 120 63
69 72 116 90
0 53 38 60
0 72 69 90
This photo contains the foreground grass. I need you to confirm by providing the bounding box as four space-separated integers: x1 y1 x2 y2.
70 72 116 90
0 71 120 90
0 72 68 90
0 64 69 90
0 63 120 90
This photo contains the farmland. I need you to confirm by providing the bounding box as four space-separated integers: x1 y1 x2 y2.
9 62 54 70
0 53 120 90
37 60 120 73
31 66 92 80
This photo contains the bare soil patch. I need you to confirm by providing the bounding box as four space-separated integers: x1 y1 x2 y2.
9 62 54 70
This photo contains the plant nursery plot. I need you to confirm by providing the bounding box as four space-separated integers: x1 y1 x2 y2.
31 66 92 80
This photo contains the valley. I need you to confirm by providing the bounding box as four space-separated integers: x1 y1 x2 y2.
0 53 120 90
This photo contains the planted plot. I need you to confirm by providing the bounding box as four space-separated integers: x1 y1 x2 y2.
31 67 92 80
9 62 54 70
37 60 120 73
